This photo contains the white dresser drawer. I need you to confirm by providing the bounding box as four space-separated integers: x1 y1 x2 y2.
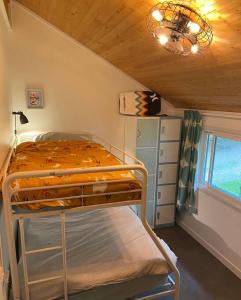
158 164 178 185
155 205 175 225
136 118 159 147
136 147 157 175
157 185 177 205
160 119 181 141
159 142 179 163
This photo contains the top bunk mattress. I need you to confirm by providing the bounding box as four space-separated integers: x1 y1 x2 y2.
6 140 141 210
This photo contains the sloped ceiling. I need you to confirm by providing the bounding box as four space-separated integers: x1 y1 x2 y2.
16 0 241 112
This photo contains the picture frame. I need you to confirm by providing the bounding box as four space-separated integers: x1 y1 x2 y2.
26 88 44 108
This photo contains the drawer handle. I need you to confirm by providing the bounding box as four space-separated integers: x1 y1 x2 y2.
161 126 165 134
137 129 141 138
160 149 164 156
158 192 161 199
157 212 160 219
159 171 163 178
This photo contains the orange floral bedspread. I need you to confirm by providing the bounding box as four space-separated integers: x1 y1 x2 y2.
7 140 141 210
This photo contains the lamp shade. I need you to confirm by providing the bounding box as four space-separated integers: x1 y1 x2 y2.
19 112 29 124
12 111 29 124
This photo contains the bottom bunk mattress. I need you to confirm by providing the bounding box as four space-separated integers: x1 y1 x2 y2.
60 275 169 300
18 207 177 300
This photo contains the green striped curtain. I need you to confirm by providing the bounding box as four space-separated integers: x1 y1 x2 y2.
177 111 203 213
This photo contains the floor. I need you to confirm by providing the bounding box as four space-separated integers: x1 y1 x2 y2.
155 226 241 300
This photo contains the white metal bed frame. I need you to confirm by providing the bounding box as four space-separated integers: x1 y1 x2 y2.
1 133 180 300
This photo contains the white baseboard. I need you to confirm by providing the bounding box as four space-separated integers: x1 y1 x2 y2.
177 219 241 280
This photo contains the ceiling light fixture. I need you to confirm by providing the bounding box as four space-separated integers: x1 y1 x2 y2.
147 1 213 55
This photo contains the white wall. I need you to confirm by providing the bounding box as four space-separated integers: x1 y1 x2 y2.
10 1 146 149
0 3 12 170
0 2 12 299
10 2 176 149
177 112 241 279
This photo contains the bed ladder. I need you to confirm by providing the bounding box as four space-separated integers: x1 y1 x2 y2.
18 212 68 300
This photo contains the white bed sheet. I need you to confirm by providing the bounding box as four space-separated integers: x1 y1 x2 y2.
65 275 169 300
18 207 176 300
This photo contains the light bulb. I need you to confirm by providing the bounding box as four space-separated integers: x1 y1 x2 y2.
152 10 163 22
188 21 200 34
191 44 199 54
159 35 168 45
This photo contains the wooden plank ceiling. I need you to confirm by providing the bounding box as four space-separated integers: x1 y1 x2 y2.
16 0 241 112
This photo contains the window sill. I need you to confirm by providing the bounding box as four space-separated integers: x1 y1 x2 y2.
198 184 241 213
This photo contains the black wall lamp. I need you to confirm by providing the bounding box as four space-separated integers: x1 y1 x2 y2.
12 111 29 135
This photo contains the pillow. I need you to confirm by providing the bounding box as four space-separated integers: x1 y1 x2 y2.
36 132 90 141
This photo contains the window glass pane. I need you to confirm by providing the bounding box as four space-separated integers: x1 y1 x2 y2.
211 137 241 199
203 134 214 183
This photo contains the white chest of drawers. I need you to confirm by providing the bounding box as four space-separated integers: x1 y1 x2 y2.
124 116 182 228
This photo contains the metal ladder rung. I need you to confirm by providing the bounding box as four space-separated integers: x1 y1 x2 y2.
136 289 175 300
28 275 63 286
25 245 62 255
162 282 173 288
168 275 175 286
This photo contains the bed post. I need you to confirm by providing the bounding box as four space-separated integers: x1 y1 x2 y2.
2 176 21 300
139 167 180 300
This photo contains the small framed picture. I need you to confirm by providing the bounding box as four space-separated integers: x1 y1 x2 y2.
26 89 44 108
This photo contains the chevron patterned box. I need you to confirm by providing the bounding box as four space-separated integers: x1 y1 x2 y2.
119 91 161 116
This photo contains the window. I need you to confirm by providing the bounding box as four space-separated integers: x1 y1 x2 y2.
202 133 241 200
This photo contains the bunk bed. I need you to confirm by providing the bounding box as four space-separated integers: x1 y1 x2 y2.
1 132 180 300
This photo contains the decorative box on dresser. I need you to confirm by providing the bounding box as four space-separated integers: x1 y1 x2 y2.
124 116 182 228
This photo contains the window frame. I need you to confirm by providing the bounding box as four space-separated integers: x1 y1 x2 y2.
199 131 241 210
200 132 216 186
